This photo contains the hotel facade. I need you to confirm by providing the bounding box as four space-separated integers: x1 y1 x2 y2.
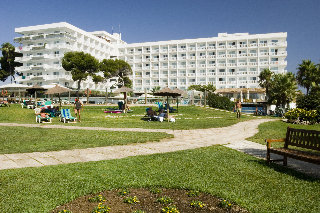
14 22 287 92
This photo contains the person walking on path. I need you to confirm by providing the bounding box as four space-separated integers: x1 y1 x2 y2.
74 98 83 122
235 100 242 119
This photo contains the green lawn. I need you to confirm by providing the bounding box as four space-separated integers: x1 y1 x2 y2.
0 104 254 130
247 120 320 148
0 146 319 213
0 126 172 154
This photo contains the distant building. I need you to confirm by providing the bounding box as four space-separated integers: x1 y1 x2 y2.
14 22 287 92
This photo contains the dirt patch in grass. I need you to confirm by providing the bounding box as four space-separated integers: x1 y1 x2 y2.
52 188 248 213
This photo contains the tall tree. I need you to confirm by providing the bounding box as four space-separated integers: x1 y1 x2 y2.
62 51 99 97
100 59 132 88
268 72 297 108
0 42 23 83
296 60 317 94
258 68 273 98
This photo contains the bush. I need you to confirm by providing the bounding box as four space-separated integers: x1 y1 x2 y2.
296 92 320 111
207 93 234 110
284 108 319 124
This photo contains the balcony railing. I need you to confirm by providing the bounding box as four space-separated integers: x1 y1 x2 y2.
207 46 215 50
248 62 258 66
187 73 196 77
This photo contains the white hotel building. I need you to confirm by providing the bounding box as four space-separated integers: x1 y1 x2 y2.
14 22 287 92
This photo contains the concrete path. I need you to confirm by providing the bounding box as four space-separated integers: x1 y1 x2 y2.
0 119 319 178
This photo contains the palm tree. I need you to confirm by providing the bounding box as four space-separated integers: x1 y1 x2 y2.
258 68 273 100
296 60 317 94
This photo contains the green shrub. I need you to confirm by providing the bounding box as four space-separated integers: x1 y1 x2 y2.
284 108 319 124
207 93 234 110
296 92 320 111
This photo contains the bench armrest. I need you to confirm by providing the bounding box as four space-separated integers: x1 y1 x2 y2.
266 138 285 149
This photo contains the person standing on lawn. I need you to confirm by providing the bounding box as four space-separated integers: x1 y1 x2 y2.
235 100 242 119
74 98 83 122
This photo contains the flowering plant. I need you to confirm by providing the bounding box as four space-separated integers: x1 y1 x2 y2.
157 196 173 204
118 189 130 196
91 203 110 213
123 196 140 204
219 199 232 209
88 194 106 203
161 206 179 213
190 200 206 208
187 190 200 197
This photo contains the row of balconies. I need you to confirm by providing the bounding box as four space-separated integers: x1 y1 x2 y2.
16 74 72 82
15 54 64 62
133 61 287 70
16 64 64 72
14 32 77 43
123 42 287 55
134 80 258 87
126 51 287 62
134 71 260 77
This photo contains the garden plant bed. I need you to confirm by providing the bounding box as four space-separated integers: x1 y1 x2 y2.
52 188 248 213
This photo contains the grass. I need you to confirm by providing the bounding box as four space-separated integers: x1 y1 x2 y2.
0 146 319 213
0 104 254 130
247 120 320 149
0 126 173 154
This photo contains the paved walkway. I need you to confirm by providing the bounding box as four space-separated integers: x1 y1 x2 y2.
0 120 319 178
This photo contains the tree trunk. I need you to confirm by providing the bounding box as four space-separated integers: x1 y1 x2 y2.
77 80 81 99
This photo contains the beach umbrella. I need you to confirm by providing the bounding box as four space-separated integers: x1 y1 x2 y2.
114 86 133 110
26 84 46 101
154 87 181 122
45 84 71 107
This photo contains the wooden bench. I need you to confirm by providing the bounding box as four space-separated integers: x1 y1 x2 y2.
266 127 320 166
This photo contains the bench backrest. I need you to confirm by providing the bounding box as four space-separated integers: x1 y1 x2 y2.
286 127 320 151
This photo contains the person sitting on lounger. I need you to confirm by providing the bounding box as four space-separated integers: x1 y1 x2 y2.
147 107 158 121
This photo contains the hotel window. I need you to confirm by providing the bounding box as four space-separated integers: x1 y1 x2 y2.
36 63 42 65
250 68 256 71
54 41 59 44
54 51 59 55
54 61 59 64
53 72 59 75
27 63 32 66
271 58 278 61
37 53 43 56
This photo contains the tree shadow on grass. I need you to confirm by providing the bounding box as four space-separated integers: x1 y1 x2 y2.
249 158 320 182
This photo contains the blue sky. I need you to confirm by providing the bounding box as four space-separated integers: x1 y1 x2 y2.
0 0 319 86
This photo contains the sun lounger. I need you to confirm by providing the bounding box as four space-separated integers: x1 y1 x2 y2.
60 109 77 123
36 114 52 123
